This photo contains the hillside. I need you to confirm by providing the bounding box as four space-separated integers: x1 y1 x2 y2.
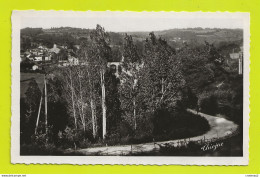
21 27 243 50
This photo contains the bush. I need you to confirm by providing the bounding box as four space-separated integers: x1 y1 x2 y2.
152 108 210 140
199 95 218 115
56 126 93 149
31 133 48 146
20 143 63 155
118 120 133 137
182 87 198 109
105 132 121 145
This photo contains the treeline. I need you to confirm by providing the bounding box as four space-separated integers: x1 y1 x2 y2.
20 27 124 52
176 40 243 126
20 25 242 154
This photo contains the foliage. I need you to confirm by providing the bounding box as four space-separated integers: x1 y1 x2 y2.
152 108 210 138
20 59 34 72
20 79 42 144
181 87 198 109
119 34 142 130
137 32 185 128
105 70 122 133
199 94 219 115
47 76 69 141
176 45 215 93
111 46 123 62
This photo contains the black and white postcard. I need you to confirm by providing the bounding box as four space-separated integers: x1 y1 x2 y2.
11 11 250 165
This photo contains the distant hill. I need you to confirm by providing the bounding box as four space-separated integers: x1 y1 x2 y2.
124 28 243 46
20 27 243 54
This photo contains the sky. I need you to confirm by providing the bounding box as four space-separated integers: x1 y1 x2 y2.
18 11 248 32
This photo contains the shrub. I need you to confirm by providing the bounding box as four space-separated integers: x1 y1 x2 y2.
152 108 210 140
182 87 198 109
59 126 89 149
20 143 63 155
79 139 92 148
118 120 133 137
31 133 48 146
105 132 121 145
199 95 218 115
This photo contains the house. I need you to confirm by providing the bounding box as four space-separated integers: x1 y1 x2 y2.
68 55 79 65
229 47 243 75
229 53 240 59
34 56 42 62
49 44 60 54
44 56 51 61
32 65 39 71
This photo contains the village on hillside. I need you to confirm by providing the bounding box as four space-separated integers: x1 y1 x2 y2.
20 27 243 74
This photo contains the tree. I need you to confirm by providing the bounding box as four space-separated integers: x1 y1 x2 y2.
90 25 112 139
25 79 41 107
176 45 215 93
59 65 92 138
182 87 198 109
46 75 69 142
77 41 99 139
119 34 141 130
58 48 68 61
105 69 122 134
21 79 42 143
140 33 184 112
127 33 185 135
79 24 112 139
199 95 218 115
111 46 122 62
60 66 77 130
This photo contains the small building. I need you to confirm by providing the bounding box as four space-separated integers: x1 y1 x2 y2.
34 56 42 62
230 53 240 59
49 44 60 54
32 65 39 71
68 56 79 65
44 56 51 61
229 48 243 75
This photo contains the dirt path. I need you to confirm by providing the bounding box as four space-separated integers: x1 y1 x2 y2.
75 109 238 155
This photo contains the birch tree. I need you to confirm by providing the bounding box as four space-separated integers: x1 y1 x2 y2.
79 24 112 139
60 66 91 134
119 34 141 130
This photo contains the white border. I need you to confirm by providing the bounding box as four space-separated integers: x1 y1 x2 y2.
11 10 250 165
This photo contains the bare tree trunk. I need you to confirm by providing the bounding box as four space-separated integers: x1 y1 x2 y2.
44 75 48 140
35 94 43 135
87 69 97 138
133 97 136 130
101 70 106 139
69 69 77 129
78 70 86 132
75 91 85 132
90 98 97 138
161 78 164 94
